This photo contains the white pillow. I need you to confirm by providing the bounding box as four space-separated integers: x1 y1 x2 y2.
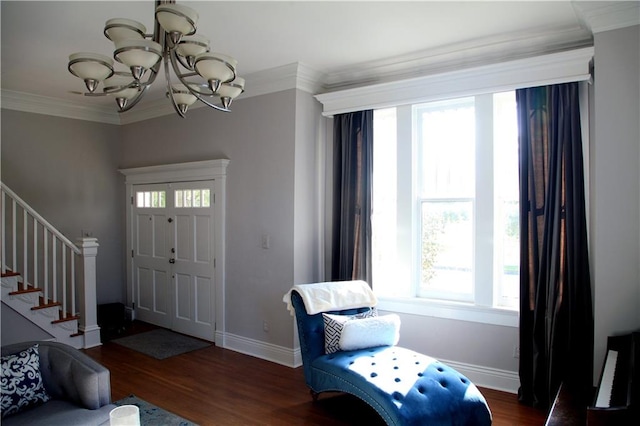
323 309 377 354
339 314 401 351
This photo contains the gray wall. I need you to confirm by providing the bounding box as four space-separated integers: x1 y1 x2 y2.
1 303 53 345
592 24 640 378
117 89 317 347
1 110 125 304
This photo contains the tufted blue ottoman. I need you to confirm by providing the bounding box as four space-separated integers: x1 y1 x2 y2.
291 290 492 425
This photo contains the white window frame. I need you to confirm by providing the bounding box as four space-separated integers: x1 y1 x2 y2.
375 94 519 327
317 48 593 328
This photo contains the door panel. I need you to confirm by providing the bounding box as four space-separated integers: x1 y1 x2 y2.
132 181 216 341
133 188 172 328
195 276 212 324
170 182 216 340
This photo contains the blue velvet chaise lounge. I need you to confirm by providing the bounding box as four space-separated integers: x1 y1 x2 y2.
286 281 492 425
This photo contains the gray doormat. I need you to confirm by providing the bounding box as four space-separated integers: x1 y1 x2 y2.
112 329 211 360
115 394 197 425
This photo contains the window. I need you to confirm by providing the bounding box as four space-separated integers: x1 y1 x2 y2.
136 191 166 208
175 189 211 208
372 91 519 324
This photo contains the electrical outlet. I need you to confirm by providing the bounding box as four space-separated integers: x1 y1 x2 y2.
263 320 269 332
514 346 520 359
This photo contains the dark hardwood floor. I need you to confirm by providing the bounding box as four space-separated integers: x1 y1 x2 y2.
84 321 547 425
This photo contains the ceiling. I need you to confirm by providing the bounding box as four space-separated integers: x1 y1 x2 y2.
1 1 638 118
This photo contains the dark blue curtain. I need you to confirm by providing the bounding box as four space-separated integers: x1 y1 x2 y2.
331 110 373 283
517 83 594 409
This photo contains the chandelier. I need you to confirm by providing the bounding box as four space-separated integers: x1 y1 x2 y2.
67 0 244 117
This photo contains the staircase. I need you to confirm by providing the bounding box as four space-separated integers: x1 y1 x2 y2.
1 270 82 347
1 182 101 349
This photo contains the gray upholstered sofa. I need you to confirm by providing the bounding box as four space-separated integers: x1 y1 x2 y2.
1 341 116 425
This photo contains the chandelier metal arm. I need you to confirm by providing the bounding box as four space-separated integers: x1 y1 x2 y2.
116 9 166 114
168 51 231 113
164 52 187 118
118 82 151 112
174 53 194 72
117 63 159 112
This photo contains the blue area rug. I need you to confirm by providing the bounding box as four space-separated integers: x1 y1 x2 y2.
115 395 197 426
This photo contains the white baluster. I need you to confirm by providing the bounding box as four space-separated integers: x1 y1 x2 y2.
23 209 27 288
62 247 67 318
52 235 57 303
12 199 17 273
33 220 38 289
71 253 76 317
1 190 5 274
44 230 49 302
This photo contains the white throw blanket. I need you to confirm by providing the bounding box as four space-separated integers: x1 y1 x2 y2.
283 280 378 316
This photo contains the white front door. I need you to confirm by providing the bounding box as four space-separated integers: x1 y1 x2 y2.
132 181 216 341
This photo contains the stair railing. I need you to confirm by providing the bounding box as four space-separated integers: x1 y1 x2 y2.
1 182 100 347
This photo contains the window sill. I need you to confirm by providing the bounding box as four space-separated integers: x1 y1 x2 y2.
377 296 519 328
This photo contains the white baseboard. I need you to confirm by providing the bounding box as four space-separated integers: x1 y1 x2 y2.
220 332 518 393
222 332 301 368
441 358 520 394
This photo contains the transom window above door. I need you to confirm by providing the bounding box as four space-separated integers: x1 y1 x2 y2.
136 191 166 208
175 189 211 208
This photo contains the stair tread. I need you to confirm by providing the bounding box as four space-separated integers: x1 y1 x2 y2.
52 315 80 324
9 287 42 295
1 271 20 278
32 301 62 310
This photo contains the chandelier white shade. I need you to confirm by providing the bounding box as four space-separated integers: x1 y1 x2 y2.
68 0 245 117
104 19 146 43
155 4 198 36
194 53 237 92
176 35 210 64
114 40 163 69
68 53 115 93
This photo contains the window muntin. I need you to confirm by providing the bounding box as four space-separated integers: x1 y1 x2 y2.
372 91 519 311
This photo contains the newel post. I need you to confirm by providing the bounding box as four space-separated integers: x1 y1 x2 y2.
77 237 101 348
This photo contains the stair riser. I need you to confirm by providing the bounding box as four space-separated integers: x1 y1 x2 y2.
1 275 20 291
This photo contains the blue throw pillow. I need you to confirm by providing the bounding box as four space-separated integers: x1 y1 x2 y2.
1 344 51 418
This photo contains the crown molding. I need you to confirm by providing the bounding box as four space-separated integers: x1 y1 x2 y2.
574 1 640 34
0 90 121 124
322 25 593 91
2 63 325 125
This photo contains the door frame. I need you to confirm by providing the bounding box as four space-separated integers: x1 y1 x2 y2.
120 159 228 347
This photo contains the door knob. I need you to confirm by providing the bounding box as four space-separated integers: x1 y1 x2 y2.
169 258 176 264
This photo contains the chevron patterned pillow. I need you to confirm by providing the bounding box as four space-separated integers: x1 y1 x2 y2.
322 308 377 354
